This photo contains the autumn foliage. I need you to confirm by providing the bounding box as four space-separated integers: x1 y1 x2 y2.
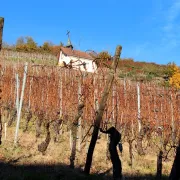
167 63 180 89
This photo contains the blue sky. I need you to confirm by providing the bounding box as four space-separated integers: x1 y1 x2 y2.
1 0 180 65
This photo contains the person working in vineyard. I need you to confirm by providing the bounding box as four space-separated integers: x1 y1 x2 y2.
100 126 123 180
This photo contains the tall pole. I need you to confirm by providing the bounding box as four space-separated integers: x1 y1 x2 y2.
0 17 4 51
14 63 28 145
0 17 4 144
137 82 141 132
84 45 122 174
16 74 19 113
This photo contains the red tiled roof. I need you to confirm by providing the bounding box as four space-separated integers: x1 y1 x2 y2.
60 47 94 60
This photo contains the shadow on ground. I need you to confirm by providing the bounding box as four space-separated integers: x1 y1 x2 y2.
0 161 169 180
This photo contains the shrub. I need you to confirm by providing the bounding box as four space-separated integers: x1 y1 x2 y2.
169 72 180 89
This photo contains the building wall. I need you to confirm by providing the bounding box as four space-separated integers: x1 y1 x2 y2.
58 51 97 73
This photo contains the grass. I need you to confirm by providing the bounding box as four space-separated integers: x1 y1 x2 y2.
0 121 173 180
4 57 57 66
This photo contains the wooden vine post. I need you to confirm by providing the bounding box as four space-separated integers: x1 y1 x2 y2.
70 77 84 168
84 45 122 174
0 17 4 51
0 17 4 144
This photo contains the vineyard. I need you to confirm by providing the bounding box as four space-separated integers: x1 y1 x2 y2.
0 49 57 65
0 57 180 179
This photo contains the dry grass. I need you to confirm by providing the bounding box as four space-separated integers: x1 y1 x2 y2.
0 123 173 179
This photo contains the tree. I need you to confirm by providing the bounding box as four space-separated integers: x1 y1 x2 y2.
16 37 27 51
97 51 112 61
16 36 25 46
16 36 38 52
165 62 179 78
41 42 52 52
95 51 112 67
166 62 180 89
25 36 37 52
169 73 180 89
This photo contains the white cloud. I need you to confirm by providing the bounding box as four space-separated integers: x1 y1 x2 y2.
162 0 180 48
167 1 180 22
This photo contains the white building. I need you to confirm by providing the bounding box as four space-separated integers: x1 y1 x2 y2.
57 37 97 73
